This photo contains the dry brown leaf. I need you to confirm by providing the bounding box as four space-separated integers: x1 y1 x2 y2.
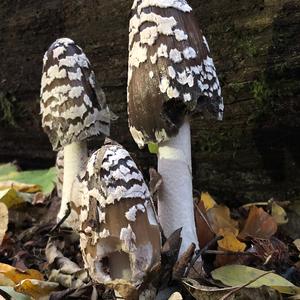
194 199 214 248
239 206 277 240
173 243 195 280
206 205 239 237
0 263 44 284
15 279 59 300
0 203 8 246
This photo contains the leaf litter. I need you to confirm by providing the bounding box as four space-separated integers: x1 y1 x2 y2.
0 163 299 299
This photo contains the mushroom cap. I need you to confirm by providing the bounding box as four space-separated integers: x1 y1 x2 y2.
127 0 224 148
77 139 161 292
40 38 110 151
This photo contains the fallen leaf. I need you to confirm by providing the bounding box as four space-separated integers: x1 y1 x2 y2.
0 164 56 195
0 188 24 208
173 243 196 280
271 202 288 225
201 192 217 210
218 233 247 253
183 278 236 300
0 263 44 284
212 265 300 295
168 291 183 300
0 203 8 246
239 206 277 240
0 164 18 178
0 181 40 193
0 274 15 286
15 279 59 300
0 286 31 300
294 239 300 254
206 205 239 236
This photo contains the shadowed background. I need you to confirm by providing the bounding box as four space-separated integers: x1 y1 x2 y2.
0 0 299 205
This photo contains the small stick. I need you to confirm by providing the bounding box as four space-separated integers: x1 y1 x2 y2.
50 202 71 233
184 236 222 277
203 250 256 256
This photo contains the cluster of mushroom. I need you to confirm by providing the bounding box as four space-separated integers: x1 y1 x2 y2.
40 0 223 298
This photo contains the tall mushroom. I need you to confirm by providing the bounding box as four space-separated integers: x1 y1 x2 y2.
78 139 161 298
40 38 111 226
127 0 223 254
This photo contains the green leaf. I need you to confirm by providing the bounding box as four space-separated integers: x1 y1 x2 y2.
0 286 31 300
0 164 56 195
211 265 300 295
148 143 158 154
0 163 18 178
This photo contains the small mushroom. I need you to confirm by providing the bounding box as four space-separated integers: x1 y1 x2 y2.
40 38 111 225
78 139 161 298
127 0 223 254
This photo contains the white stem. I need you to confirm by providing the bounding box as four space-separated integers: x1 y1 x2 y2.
157 120 198 255
58 141 88 224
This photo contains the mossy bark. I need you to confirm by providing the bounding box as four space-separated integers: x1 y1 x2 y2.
0 0 299 204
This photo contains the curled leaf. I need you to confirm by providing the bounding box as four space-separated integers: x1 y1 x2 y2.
0 263 44 284
271 202 288 225
207 205 239 236
15 279 59 300
239 206 277 240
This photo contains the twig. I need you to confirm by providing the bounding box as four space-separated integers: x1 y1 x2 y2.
184 236 222 277
220 270 274 300
50 202 71 233
203 250 256 256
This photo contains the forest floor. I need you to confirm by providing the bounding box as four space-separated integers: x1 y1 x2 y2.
0 163 299 299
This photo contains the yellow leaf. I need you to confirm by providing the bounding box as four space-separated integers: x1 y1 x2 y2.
0 263 44 284
0 274 15 286
271 202 288 225
201 192 217 210
15 279 59 300
0 203 8 246
218 233 247 252
0 188 24 208
0 181 41 193
212 265 300 295
206 205 239 236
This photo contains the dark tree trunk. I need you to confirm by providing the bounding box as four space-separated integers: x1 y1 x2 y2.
0 0 299 204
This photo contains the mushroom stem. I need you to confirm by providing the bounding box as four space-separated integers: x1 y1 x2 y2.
157 120 198 255
58 141 88 223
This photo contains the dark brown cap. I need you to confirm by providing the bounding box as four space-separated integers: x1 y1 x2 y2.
41 38 110 151
128 0 224 147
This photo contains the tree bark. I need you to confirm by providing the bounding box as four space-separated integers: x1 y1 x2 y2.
0 0 299 204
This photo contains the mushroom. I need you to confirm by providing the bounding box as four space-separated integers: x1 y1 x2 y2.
40 38 111 226
78 139 161 298
127 0 223 254
55 149 64 199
